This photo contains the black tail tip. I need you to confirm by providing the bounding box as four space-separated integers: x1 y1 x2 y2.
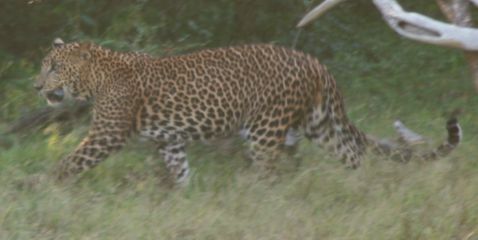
446 117 458 129
446 117 461 146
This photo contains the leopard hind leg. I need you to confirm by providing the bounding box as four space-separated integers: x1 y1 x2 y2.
157 141 190 184
304 104 367 168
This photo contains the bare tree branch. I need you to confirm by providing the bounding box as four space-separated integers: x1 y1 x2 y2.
298 0 478 50
5 101 90 134
436 0 478 91
297 0 478 90
297 0 347 27
394 120 426 145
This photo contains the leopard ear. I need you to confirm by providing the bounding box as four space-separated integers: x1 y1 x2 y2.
52 38 65 48
78 43 91 60
71 43 91 61
73 43 91 61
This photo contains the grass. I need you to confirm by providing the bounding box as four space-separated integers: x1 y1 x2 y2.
0 136 476 239
1 18 478 240
1 75 477 240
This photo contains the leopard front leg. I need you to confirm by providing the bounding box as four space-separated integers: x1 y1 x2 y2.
56 99 133 181
56 131 129 180
157 141 190 184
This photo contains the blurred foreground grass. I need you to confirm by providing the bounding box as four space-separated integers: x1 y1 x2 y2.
0 130 476 239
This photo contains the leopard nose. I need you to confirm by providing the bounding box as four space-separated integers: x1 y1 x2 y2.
33 83 43 91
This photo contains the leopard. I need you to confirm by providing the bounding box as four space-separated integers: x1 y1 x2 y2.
34 38 461 183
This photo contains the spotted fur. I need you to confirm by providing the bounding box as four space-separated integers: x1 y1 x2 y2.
34 39 461 183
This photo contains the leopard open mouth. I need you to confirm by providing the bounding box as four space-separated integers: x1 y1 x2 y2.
45 88 65 105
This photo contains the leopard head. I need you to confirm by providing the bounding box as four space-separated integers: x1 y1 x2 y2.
34 38 93 106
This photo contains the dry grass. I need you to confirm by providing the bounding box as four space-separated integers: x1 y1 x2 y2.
0 125 476 239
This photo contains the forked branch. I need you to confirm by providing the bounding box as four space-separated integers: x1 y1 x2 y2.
297 0 478 90
298 0 478 50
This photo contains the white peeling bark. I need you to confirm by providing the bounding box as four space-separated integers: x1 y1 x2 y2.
373 0 478 50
